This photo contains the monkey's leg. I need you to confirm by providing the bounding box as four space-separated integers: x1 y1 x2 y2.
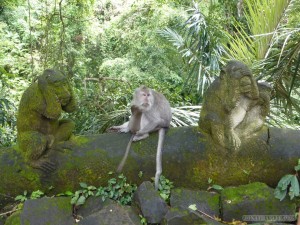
136 122 159 136
18 131 56 172
154 128 165 190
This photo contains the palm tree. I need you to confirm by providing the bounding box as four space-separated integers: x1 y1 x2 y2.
158 2 225 96
160 0 300 127
225 0 300 127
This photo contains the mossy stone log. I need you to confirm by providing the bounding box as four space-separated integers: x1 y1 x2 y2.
0 126 299 208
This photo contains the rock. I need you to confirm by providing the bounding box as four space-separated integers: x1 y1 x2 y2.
221 182 296 223
250 223 294 225
162 207 224 225
133 181 168 224
76 196 114 218
78 201 140 225
2 126 300 209
20 197 74 225
170 188 220 218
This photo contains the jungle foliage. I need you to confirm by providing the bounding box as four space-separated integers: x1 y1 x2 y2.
0 0 300 147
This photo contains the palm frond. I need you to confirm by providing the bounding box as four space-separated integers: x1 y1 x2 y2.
225 0 300 126
159 2 224 96
95 106 201 133
224 0 292 63
171 106 201 127
157 28 185 50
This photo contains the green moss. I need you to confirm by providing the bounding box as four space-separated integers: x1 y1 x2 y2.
4 211 21 225
55 197 72 211
221 182 296 221
188 129 289 189
55 148 117 191
132 133 157 156
222 182 269 203
207 193 220 208
69 135 89 146
0 148 41 198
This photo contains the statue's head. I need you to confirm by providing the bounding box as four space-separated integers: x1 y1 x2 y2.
220 60 259 100
38 69 72 106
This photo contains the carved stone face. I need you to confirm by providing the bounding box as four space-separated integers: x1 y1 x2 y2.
45 72 72 106
52 80 72 106
239 76 254 98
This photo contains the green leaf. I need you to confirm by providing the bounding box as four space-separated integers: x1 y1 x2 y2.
294 165 300 172
211 185 223 191
30 190 44 199
15 195 26 202
48 186 54 190
71 196 79 205
88 191 94 196
160 193 168 200
88 186 96 191
80 182 88 189
274 187 287 201
76 196 86 206
138 171 143 178
64 191 73 196
290 175 300 197
277 174 294 190
188 204 197 211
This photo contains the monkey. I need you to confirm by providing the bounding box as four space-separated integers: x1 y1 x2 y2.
109 86 172 190
199 60 260 151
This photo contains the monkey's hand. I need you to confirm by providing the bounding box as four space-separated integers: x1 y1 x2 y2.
131 105 142 113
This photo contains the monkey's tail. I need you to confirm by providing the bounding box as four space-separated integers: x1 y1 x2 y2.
155 128 165 190
116 135 134 173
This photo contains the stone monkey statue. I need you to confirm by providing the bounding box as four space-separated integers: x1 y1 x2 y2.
17 69 77 172
199 60 271 151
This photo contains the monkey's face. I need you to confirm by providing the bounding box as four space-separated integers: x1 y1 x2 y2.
138 90 153 112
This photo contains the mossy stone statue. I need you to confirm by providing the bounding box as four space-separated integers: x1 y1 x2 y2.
17 69 77 172
199 60 272 151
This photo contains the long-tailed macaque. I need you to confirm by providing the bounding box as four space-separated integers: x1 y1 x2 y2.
109 86 172 190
